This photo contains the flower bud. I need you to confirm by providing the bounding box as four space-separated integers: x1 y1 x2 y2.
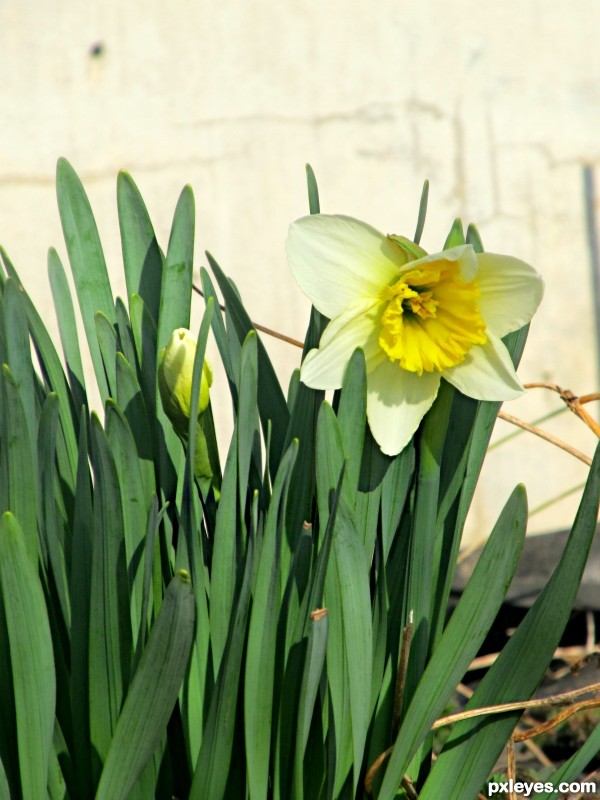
158 328 212 434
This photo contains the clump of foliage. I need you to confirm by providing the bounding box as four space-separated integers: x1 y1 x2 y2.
0 159 598 800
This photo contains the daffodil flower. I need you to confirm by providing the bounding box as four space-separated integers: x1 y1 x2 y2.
158 328 214 482
287 214 544 456
158 328 212 435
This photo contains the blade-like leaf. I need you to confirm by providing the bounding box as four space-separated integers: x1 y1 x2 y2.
245 441 298 799
0 364 38 565
156 185 194 352
56 157 115 401
0 512 56 800
206 252 289 476
419 442 600 800
95 570 195 800
376 485 528 798
117 170 164 325
88 414 131 776
48 246 87 411
190 538 255 800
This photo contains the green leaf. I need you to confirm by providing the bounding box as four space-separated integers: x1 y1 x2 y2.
419 442 600 800
245 441 298 800
48 246 87 411
377 485 527 799
329 501 373 794
413 179 429 245
38 393 70 628
403 381 454 706
56 157 115 402
317 402 372 793
115 352 155 497
190 538 255 800
69 415 94 797
0 512 56 800
117 170 164 326
0 364 38 565
275 464 343 798
95 311 118 399
88 414 131 776
236 331 260 512
534 722 600 800
336 349 367 505
292 611 328 799
2 247 80 483
115 297 138 372
105 400 149 642
206 252 289 476
3 278 39 468
209 425 240 674
175 302 215 766
199 266 239 407
305 163 321 214
156 185 194 353
95 571 195 800
0 758 10 800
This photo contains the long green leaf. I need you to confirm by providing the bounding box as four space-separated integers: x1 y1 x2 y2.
0 364 38 565
3 278 38 468
48 246 87 411
245 441 298 800
56 157 115 402
0 512 56 800
2 246 80 484
317 402 372 794
377 485 527 799
190 538 255 800
156 185 194 352
88 414 131 778
206 252 289 476
293 612 328 799
95 570 195 800
117 170 164 326
419 442 600 800
176 300 215 767
38 393 70 628
105 399 149 641
69 413 94 797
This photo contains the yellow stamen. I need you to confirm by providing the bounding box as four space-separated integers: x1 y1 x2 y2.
378 263 487 375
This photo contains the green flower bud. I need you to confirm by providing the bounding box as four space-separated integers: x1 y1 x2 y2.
158 328 212 434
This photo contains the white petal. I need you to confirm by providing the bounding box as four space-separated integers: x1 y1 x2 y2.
366 359 441 455
476 253 544 338
443 331 524 400
301 299 386 389
287 214 403 318
404 244 478 282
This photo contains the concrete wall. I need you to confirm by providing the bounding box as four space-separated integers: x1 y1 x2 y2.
1 0 599 546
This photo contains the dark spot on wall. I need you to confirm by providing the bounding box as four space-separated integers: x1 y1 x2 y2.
89 42 105 59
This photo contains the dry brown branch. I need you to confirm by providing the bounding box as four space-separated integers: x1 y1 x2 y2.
497 411 592 466
525 382 600 438
432 681 600 731
192 283 304 348
512 697 600 742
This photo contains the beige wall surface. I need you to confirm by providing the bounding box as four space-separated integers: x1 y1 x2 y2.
1 1 599 546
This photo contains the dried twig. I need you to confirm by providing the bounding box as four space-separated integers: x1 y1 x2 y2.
192 283 304 348
497 411 592 466
525 382 600 438
432 681 600 731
